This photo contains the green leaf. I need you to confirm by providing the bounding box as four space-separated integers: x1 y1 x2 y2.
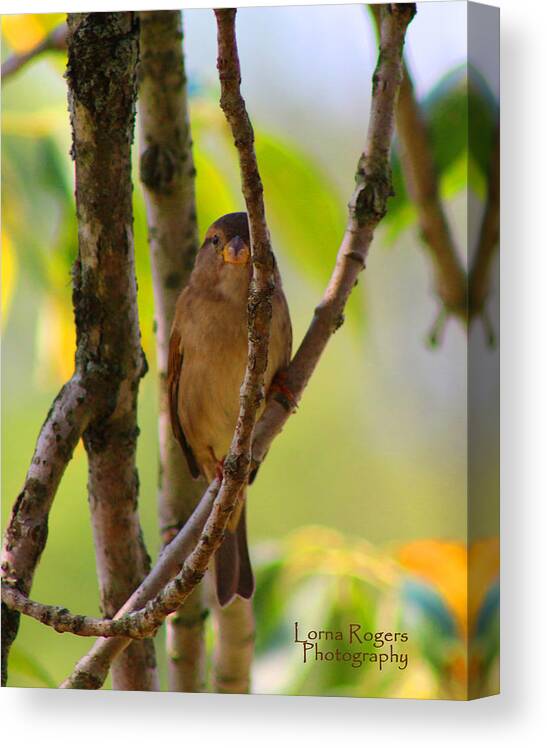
385 65 498 242
255 132 345 285
9 645 56 688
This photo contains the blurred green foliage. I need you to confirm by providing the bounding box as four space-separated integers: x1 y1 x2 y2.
1 14 498 697
386 65 499 244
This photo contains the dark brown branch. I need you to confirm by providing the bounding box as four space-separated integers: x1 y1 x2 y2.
370 4 467 318
1 23 67 84
138 9 206 693
65 12 158 691
1 377 93 685
53 2 414 689
469 125 500 319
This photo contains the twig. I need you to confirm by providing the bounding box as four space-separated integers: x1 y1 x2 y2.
3 481 218 644
370 5 467 317
61 481 219 689
1 23 68 84
1 377 93 685
14 1 414 689
65 12 158 691
1 586 151 639
138 9 206 693
469 125 500 321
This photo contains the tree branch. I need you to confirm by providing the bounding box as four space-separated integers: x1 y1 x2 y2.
370 4 467 320
1 376 93 685
1 23 67 84
60 481 219 689
65 11 158 691
138 9 206 693
469 125 500 322
1 585 152 639
252 2 416 465
51 2 414 689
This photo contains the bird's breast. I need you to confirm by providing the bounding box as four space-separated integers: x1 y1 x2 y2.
178 293 251 474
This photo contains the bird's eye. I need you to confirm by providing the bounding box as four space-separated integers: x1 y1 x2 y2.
211 235 220 247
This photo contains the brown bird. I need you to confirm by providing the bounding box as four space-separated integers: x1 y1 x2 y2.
168 212 292 606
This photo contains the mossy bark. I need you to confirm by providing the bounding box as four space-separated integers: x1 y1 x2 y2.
66 11 158 691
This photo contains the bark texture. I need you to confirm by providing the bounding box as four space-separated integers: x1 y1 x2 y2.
138 9 206 693
1 378 93 685
66 11 157 691
212 597 255 693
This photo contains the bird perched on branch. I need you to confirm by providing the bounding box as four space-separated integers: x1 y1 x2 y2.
168 212 292 606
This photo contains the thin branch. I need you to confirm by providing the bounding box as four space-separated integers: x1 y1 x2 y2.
1 23 67 84
1 376 93 685
469 125 500 320
66 11 158 691
252 2 416 466
1 586 151 639
138 9 206 693
60 481 219 689
51 2 415 689
370 4 467 317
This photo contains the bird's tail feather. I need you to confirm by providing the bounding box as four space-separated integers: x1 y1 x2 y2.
214 500 254 607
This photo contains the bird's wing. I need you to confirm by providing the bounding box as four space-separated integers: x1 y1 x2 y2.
167 328 201 479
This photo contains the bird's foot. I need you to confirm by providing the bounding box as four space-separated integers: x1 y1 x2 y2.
270 370 298 412
215 458 225 483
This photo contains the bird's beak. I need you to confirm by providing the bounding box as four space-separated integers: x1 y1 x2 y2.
222 236 250 265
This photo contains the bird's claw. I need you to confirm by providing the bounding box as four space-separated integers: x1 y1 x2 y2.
270 371 298 412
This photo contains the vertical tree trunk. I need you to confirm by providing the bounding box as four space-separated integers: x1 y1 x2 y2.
66 11 158 691
138 10 206 692
212 597 255 693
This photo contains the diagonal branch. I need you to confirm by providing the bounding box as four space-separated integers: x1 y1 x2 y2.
138 9 206 693
370 5 467 325
1 23 67 84
1 376 93 685
469 125 500 323
252 2 416 464
17 1 415 689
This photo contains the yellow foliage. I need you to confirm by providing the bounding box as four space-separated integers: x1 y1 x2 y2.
398 538 499 639
399 539 468 636
1 231 18 327
1 110 66 138
1 14 64 53
35 295 75 387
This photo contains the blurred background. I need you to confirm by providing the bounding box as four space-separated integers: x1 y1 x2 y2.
1 3 499 698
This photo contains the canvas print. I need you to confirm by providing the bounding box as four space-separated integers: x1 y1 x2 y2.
1 2 500 699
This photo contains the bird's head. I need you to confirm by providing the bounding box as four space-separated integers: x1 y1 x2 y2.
193 213 253 299
202 212 251 266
